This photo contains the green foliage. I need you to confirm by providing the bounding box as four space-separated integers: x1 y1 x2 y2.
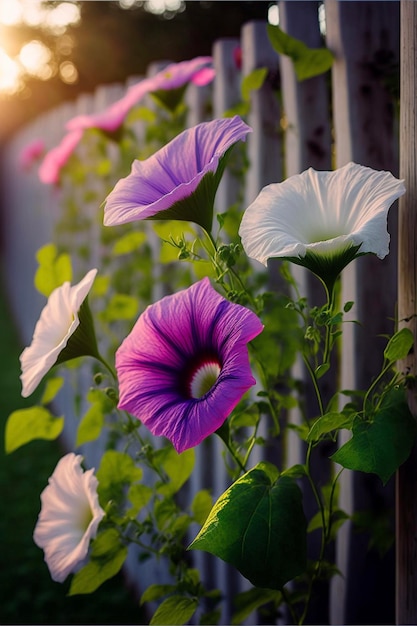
76 388 115 446
40 376 64 405
34 243 72 297
267 24 334 81
191 489 213 525
149 595 198 625
231 587 281 625
100 293 139 322
112 230 147 255
97 449 143 506
384 327 414 361
69 529 128 595
155 445 195 496
241 67 269 101
331 387 417 485
307 410 356 443
5 406 64 453
189 462 307 589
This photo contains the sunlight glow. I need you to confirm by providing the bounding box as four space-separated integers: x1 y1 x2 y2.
0 0 80 94
0 48 22 93
59 60 78 84
19 40 53 79
0 0 23 25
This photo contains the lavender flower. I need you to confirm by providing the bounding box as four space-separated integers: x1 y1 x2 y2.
104 115 252 233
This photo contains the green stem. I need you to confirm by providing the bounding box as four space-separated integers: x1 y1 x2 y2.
215 423 247 474
96 353 117 381
361 360 393 417
302 354 324 418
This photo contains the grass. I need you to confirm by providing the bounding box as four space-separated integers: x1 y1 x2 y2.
0 279 146 625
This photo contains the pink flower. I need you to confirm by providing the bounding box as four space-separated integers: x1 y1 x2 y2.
38 130 83 185
19 138 45 171
66 56 214 134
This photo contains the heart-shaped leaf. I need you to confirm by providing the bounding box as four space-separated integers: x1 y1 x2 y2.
331 388 417 484
189 462 307 589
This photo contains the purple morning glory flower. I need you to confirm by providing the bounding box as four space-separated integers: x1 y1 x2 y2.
115 277 263 453
103 115 252 233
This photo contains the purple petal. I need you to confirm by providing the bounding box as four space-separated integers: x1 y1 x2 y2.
103 116 252 227
115 277 263 453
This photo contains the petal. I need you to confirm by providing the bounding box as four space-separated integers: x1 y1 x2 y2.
103 116 252 227
38 130 83 185
239 162 406 266
116 277 263 452
33 453 105 583
66 57 213 133
20 269 97 397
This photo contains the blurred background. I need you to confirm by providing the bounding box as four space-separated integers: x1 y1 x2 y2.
0 2 273 624
0 0 274 142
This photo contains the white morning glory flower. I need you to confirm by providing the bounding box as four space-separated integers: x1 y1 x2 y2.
239 162 405 281
33 453 105 583
20 268 98 397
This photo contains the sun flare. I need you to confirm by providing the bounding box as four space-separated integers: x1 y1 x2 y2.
0 0 80 94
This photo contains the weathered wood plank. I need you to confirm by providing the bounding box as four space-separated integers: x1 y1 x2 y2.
325 1 400 623
396 3 417 623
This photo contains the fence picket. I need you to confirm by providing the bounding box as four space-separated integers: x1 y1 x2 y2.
325 2 400 623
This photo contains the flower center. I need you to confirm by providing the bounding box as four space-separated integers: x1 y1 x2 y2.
189 360 221 399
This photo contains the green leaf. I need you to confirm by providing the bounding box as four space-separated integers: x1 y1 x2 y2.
5 406 64 453
241 67 268 101
40 376 64 405
112 231 147 255
34 243 72 297
76 402 104 446
307 411 355 443
191 489 213 525
150 596 198 625
102 293 139 322
141 584 176 605
384 327 414 362
267 24 334 81
127 483 153 516
331 388 417 484
76 389 115 446
189 462 307 589
97 450 142 505
69 529 127 595
315 363 330 379
156 446 195 496
232 587 280 625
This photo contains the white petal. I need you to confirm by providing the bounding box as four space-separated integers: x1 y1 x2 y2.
20 269 97 397
33 453 105 583
239 162 405 266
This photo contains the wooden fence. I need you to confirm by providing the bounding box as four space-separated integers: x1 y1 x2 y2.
0 2 411 624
